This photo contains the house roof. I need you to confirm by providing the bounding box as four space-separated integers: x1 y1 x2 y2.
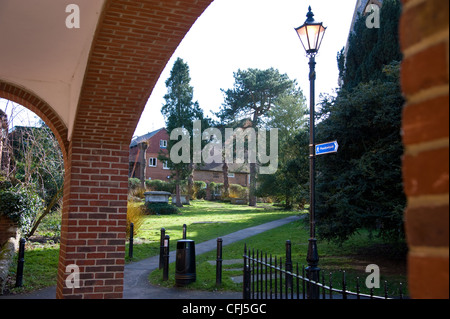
130 128 165 148
130 127 250 175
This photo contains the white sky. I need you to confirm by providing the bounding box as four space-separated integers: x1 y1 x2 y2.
1 0 357 137
135 0 357 137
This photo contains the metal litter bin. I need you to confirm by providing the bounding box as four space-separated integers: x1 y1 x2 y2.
175 239 196 287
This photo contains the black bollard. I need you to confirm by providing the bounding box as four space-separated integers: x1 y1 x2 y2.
159 228 166 269
182 224 187 240
163 235 170 281
129 223 134 260
15 238 26 288
216 238 223 286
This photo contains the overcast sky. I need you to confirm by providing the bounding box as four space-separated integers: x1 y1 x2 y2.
134 0 357 137
1 0 357 137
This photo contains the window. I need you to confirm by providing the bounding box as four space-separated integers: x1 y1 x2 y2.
149 158 157 167
228 173 235 178
160 140 168 148
163 161 170 170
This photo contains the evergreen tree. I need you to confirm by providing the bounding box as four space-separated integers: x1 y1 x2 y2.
217 68 295 206
315 0 405 244
340 0 402 91
257 88 309 208
161 58 205 207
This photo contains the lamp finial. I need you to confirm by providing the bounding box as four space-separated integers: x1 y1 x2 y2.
306 6 314 22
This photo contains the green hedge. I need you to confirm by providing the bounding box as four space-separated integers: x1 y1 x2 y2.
0 183 44 235
145 202 179 215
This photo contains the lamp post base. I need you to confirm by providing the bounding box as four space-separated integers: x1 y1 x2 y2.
306 238 320 299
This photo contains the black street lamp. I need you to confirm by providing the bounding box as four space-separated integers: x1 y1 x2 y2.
295 6 326 299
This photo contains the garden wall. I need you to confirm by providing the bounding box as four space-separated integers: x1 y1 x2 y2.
0 215 19 294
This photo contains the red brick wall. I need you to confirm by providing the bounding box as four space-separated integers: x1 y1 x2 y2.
400 0 449 299
145 129 172 180
194 170 249 187
147 129 169 154
55 0 213 299
0 215 17 248
57 141 129 299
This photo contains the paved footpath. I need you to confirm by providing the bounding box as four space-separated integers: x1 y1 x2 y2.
0 215 302 299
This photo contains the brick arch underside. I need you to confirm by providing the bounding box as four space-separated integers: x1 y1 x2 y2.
0 81 69 160
56 0 214 299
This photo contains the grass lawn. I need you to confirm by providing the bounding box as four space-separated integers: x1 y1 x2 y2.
4 200 407 297
149 216 408 298
4 200 299 294
125 200 300 262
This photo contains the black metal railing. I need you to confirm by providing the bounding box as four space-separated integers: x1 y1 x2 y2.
243 243 405 300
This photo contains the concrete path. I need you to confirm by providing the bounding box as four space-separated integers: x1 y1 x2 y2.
123 215 301 299
0 215 302 299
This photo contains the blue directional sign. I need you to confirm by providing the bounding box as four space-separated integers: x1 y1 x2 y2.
316 141 339 156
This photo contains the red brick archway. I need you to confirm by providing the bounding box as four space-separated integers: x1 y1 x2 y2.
56 0 214 299
400 0 448 299
0 81 69 161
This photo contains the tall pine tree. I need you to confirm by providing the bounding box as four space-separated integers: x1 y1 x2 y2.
161 58 205 207
217 68 295 206
339 0 402 91
315 0 405 244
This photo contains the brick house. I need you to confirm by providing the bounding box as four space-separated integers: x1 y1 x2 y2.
129 128 249 187
195 162 249 187
129 128 172 182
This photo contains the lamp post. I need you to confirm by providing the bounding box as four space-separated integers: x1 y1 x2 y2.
295 6 326 299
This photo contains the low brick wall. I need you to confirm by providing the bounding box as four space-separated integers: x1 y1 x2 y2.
0 215 19 294
0 215 18 247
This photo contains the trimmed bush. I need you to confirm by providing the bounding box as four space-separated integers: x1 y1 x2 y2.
145 179 176 194
229 184 248 199
128 178 141 190
193 181 207 199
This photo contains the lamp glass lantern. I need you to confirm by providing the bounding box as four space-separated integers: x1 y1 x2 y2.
295 6 327 56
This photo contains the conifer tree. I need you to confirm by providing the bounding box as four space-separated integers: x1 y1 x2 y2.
315 0 405 243
161 58 205 207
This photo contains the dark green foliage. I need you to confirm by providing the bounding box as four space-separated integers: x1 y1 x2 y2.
128 178 141 190
316 64 405 243
256 130 309 209
161 58 205 135
218 68 299 206
0 183 44 235
1 122 64 238
160 58 209 206
193 181 207 199
145 179 177 194
315 0 405 244
217 68 296 125
145 202 179 215
340 0 402 91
